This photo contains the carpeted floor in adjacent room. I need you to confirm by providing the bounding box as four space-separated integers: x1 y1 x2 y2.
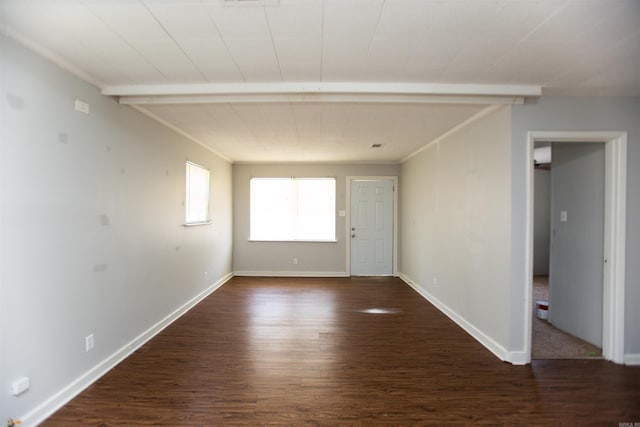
532 276 602 359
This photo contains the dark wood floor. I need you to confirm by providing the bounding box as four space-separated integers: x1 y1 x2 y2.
45 277 640 426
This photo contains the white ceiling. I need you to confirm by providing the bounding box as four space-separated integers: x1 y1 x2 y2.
2 0 639 163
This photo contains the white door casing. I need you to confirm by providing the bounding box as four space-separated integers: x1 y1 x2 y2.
524 131 627 364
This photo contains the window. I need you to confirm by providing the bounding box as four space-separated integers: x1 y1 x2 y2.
185 161 211 225
250 177 336 241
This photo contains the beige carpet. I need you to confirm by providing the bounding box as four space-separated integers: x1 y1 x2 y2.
532 276 602 359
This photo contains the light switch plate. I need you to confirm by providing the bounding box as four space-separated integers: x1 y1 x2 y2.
85 334 95 352
560 210 567 222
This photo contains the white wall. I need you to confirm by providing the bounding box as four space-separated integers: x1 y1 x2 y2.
533 169 550 275
233 163 400 275
510 97 640 361
0 35 233 424
399 106 513 360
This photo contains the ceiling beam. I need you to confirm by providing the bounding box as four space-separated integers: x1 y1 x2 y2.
104 82 540 106
117 93 526 105
104 82 541 97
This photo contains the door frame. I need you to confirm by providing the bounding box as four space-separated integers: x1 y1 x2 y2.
346 176 398 276
524 131 627 364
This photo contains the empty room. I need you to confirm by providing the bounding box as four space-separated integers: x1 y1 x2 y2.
1 0 639 425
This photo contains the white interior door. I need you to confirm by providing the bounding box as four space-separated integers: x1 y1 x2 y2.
350 180 393 276
549 142 605 347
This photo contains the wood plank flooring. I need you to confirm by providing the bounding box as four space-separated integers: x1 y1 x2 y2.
45 277 640 426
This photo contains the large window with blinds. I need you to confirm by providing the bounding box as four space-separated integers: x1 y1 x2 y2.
250 177 336 241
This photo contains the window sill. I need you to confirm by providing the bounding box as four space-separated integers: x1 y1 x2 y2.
249 239 338 243
183 220 212 227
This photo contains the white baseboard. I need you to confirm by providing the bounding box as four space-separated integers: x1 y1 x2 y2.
506 351 530 365
398 272 514 364
624 353 640 366
23 272 234 427
234 270 349 278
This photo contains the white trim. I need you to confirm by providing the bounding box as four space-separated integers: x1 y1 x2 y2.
624 354 640 366
248 239 338 243
118 93 524 106
236 160 400 166
233 271 349 277
524 131 627 365
0 27 233 165
507 351 530 365
399 273 511 362
182 220 212 227
0 24 104 90
346 176 399 277
21 272 234 427
104 82 541 97
401 105 503 163
131 106 233 163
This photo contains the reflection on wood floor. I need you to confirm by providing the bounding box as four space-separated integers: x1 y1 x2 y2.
532 276 602 359
45 276 639 426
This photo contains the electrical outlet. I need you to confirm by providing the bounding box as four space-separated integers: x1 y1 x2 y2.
293 257 298 265
74 98 90 114
11 377 30 396
85 334 95 352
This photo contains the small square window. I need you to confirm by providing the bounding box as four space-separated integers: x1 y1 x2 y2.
185 161 211 225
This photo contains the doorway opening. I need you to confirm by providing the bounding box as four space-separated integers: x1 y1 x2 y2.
346 176 398 277
525 132 627 364
531 142 604 359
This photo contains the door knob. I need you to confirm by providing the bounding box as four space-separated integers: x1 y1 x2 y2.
351 234 356 238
